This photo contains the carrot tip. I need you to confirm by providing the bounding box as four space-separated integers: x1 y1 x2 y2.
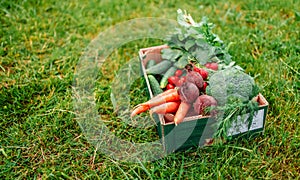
174 121 178 126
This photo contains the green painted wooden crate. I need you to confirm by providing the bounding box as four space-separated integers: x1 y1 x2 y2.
139 45 269 153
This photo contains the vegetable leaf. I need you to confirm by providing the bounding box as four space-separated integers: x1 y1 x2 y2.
174 54 189 68
161 49 182 61
192 45 216 65
185 40 195 50
162 9 233 67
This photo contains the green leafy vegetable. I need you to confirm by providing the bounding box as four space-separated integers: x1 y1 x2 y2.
161 49 182 62
206 67 260 138
161 9 232 67
173 54 189 69
207 68 258 105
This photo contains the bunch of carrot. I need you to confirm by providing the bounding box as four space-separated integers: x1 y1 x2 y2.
130 88 187 125
131 64 214 125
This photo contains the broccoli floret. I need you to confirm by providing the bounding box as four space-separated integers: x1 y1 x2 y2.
206 68 258 106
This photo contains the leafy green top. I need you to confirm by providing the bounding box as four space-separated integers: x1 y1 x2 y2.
161 9 232 68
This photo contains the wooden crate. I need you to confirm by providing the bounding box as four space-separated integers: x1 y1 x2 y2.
139 45 269 153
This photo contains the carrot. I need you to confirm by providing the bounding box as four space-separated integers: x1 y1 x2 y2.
174 102 191 125
141 89 180 107
150 88 177 101
130 104 149 118
130 89 180 118
149 101 180 115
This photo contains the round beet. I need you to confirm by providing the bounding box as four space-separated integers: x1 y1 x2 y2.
178 82 199 103
193 95 218 116
186 71 204 89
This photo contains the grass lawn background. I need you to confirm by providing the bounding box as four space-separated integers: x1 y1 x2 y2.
0 0 299 179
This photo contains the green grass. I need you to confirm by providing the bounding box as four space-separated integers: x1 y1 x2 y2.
1 0 299 179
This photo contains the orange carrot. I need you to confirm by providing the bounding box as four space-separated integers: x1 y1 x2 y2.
141 89 180 107
130 104 149 118
149 101 180 115
150 89 177 101
174 102 191 125
130 89 180 118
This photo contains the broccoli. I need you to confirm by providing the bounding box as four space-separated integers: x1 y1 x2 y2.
206 67 260 139
206 68 258 106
